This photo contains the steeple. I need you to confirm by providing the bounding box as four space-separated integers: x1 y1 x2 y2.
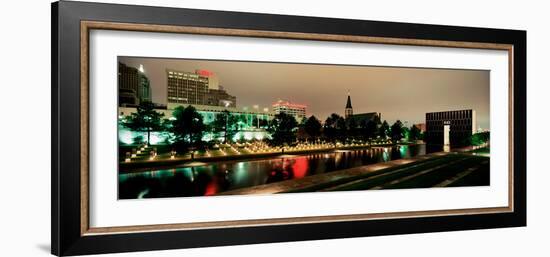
345 93 352 109
345 90 353 118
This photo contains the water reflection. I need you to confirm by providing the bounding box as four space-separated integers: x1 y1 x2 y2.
119 145 427 199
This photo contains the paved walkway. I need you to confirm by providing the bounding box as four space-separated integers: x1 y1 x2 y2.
218 152 450 195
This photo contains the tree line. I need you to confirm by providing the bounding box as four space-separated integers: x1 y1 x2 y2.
121 102 423 151
273 113 422 146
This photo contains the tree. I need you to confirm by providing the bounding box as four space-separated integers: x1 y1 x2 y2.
258 117 269 128
132 135 145 145
234 114 247 131
211 110 238 143
323 113 343 142
379 120 390 139
402 126 410 141
361 119 378 140
335 116 347 141
170 105 206 149
346 117 358 139
122 101 165 145
409 125 421 141
268 112 298 146
299 117 308 127
470 131 490 146
323 114 335 142
390 120 404 143
304 115 322 141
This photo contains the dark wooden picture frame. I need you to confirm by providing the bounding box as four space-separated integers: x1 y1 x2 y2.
52 1 526 256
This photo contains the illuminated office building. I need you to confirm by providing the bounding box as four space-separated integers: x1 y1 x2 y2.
272 100 307 121
166 69 236 107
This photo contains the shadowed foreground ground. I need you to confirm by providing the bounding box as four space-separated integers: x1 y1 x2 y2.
219 153 489 195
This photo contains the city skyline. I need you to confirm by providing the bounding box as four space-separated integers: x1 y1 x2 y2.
118 56 490 129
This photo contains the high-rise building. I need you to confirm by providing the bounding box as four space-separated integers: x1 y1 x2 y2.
206 86 237 107
166 69 236 107
118 62 139 106
272 100 307 121
118 62 152 106
195 69 220 90
166 69 209 105
138 73 151 103
425 109 477 146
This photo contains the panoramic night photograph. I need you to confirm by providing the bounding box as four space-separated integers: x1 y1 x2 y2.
117 57 491 199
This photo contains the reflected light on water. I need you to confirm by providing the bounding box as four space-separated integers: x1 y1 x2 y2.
292 157 308 179
204 180 218 196
119 145 427 199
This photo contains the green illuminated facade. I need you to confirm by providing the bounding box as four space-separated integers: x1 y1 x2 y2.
118 104 274 145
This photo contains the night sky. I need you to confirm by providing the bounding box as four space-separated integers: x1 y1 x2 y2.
119 56 490 129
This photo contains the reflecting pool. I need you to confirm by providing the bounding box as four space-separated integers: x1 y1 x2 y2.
119 144 429 199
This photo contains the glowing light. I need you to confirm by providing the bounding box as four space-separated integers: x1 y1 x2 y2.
196 69 214 77
118 127 172 145
204 181 218 196
291 157 308 179
138 64 145 73
137 189 149 199
272 100 307 109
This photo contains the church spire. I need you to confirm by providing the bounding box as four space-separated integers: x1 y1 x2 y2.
345 90 353 118
345 90 353 109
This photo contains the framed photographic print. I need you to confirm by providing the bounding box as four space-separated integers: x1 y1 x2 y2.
51 1 526 256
